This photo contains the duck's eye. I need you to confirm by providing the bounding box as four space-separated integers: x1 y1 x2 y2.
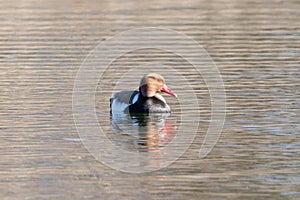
157 78 162 82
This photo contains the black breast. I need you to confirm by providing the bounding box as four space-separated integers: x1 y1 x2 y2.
128 96 170 113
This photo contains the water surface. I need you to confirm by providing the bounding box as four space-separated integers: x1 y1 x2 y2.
0 0 299 199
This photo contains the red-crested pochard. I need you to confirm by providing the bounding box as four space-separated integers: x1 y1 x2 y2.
110 73 177 113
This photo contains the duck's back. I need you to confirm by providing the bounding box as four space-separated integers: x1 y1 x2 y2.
110 90 139 113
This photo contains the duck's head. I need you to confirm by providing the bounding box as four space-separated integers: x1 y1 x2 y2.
139 73 177 98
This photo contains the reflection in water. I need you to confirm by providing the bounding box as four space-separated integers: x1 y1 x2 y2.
111 112 177 152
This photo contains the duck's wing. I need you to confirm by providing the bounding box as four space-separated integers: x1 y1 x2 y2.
111 90 139 104
110 90 139 113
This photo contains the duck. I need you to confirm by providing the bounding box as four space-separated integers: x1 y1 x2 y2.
110 73 177 114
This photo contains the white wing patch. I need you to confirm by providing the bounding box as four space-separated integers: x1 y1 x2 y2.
131 93 139 104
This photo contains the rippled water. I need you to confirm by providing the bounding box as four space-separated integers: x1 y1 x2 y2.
0 0 299 199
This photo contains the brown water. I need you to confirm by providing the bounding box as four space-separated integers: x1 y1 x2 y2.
1 0 300 199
